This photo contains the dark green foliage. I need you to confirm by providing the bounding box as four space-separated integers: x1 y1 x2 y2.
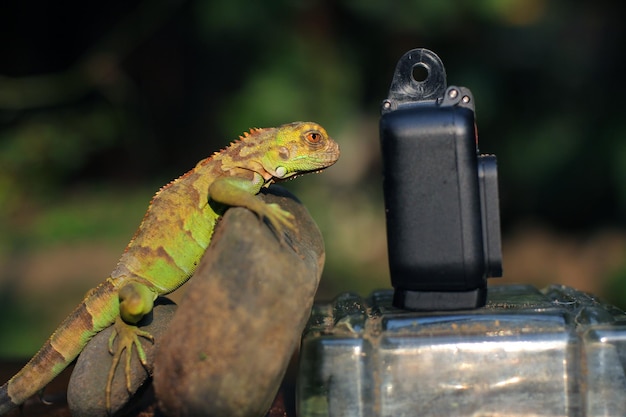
1 0 626 350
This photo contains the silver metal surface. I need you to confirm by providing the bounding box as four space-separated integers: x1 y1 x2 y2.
297 285 626 417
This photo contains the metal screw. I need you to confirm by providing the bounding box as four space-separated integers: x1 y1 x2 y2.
448 89 458 99
462 95 471 103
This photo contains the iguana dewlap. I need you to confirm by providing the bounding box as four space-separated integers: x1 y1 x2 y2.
0 121 340 415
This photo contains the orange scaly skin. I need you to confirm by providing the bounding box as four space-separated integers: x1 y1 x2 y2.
0 121 340 415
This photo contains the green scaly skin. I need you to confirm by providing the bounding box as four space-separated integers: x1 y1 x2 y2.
0 121 340 415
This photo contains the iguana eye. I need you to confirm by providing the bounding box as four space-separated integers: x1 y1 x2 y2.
305 131 323 144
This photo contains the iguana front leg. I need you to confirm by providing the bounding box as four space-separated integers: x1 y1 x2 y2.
106 281 157 413
209 174 296 240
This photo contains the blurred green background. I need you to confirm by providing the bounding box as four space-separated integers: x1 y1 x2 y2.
1 0 626 356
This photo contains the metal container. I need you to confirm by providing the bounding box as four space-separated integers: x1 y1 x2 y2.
297 285 626 417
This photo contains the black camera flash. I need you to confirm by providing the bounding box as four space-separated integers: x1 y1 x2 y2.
380 48 503 310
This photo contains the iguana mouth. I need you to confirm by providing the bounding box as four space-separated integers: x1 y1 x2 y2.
271 167 331 183
273 148 340 182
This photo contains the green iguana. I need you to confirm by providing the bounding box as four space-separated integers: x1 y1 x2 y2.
0 121 340 415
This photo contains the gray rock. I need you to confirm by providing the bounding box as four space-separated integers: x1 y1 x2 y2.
67 298 177 417
154 187 325 417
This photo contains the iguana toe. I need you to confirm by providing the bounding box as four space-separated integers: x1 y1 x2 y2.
105 317 154 413
263 202 298 243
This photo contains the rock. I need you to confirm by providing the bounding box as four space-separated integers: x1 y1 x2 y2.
67 298 177 417
154 187 325 417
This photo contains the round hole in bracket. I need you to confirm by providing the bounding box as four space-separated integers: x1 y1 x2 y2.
411 63 429 82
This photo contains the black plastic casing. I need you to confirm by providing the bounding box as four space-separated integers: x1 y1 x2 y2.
380 49 502 311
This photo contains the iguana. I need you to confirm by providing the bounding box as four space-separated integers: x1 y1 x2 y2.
0 121 340 415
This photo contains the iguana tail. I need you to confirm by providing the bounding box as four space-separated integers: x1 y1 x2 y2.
0 279 120 415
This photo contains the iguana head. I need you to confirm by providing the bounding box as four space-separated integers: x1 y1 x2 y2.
261 121 340 181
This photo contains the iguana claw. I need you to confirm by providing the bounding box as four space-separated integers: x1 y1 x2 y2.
262 202 298 242
105 316 154 414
